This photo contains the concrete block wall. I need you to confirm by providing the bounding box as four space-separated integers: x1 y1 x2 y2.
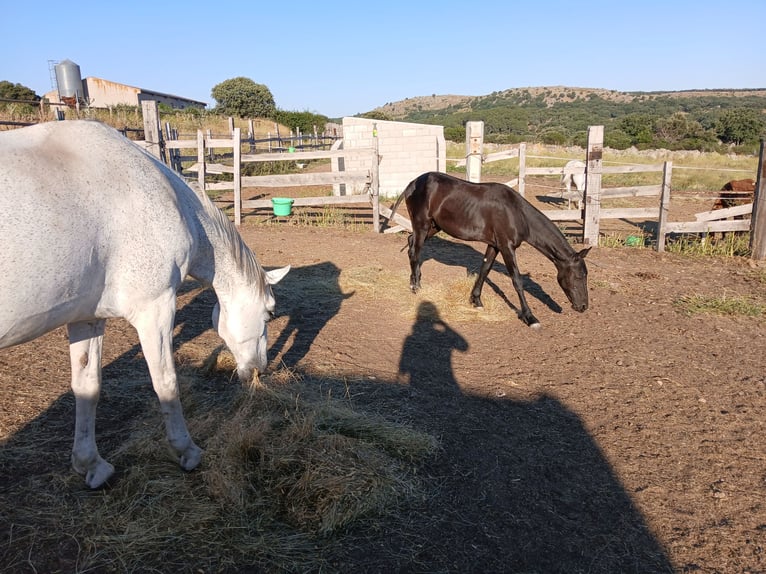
333 117 446 198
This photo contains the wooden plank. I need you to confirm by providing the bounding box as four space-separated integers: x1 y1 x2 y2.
695 203 753 221
206 182 235 191
541 209 582 221
601 185 661 198
526 166 573 176
187 162 235 174
242 194 371 209
242 171 369 187
207 137 236 148
600 207 660 219
165 139 198 149
526 164 664 176
664 220 752 233
484 149 520 163
241 148 374 163
601 164 665 174
378 204 412 232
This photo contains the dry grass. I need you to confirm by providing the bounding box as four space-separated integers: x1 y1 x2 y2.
0 366 437 572
339 265 509 324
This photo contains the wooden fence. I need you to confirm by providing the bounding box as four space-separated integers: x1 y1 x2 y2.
141 102 764 257
451 124 764 257
162 127 382 229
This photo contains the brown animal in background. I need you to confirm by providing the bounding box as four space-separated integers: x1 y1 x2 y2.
713 178 756 211
709 178 755 242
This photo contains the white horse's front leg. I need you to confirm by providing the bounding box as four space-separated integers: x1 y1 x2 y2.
67 320 115 489
133 293 202 472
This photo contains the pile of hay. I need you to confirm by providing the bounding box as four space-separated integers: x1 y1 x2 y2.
1 367 438 572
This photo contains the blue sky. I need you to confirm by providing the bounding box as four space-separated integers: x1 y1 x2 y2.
3 1 764 118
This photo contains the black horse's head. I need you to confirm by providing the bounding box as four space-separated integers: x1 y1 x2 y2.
557 247 591 312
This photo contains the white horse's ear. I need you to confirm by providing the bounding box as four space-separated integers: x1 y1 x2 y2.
265 265 290 285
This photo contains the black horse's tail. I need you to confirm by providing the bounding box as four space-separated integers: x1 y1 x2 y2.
386 176 418 231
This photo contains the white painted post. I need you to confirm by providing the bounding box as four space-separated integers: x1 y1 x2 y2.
465 121 484 183
582 125 604 246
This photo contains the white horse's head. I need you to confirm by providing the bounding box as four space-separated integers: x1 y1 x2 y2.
212 265 290 381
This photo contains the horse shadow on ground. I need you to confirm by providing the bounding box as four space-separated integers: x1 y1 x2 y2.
414 234 563 315
268 261 353 368
319 300 674 573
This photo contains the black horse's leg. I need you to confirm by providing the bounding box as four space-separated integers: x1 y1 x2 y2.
408 229 427 292
470 244 498 308
498 243 540 327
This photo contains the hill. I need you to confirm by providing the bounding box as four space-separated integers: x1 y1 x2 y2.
372 86 766 119
367 86 766 150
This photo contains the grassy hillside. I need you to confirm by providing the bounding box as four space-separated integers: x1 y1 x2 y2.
366 86 766 151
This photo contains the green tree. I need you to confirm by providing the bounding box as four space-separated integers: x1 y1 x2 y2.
618 113 655 146
0 80 38 101
211 77 276 118
274 110 330 133
716 108 764 145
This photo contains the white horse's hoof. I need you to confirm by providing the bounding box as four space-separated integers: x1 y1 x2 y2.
79 460 115 489
530 322 542 330
179 443 203 471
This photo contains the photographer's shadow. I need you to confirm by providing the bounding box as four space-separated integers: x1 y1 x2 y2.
365 299 674 573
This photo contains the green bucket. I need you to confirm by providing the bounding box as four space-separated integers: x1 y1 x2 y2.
271 197 294 216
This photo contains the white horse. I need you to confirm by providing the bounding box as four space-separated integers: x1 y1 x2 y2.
0 120 289 488
560 160 586 209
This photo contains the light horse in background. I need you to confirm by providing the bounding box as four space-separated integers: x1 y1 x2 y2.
389 172 590 328
561 160 586 209
0 121 289 488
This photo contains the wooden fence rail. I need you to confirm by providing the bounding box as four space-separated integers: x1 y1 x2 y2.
451 124 763 254
164 128 381 229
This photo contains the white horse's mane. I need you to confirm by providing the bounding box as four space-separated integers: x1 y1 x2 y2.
193 184 266 289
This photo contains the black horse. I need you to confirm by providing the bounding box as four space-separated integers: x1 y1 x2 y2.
389 172 591 327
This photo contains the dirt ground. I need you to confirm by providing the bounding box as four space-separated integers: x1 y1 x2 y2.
1 182 765 573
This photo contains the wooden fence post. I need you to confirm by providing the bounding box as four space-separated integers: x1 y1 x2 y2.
233 127 242 226
656 161 673 252
582 125 604 246
751 138 766 260
465 121 484 183
197 130 206 194
517 143 526 197
141 100 162 160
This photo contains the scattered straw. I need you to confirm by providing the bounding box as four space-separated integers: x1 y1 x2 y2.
0 368 437 572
